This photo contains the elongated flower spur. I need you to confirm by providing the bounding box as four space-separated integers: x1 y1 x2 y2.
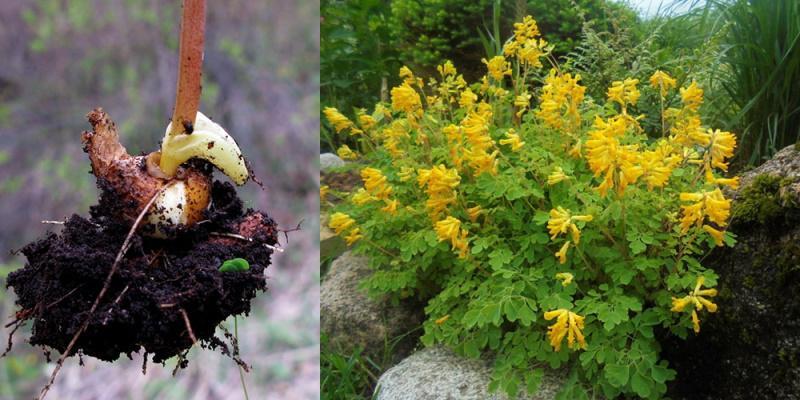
544 309 587 351
671 276 718 333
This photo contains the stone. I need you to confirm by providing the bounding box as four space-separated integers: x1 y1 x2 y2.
662 144 800 400
320 152 345 171
374 346 562 400
321 252 423 363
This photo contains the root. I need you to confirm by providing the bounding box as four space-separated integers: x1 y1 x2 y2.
179 308 198 345
2 320 25 357
102 285 130 325
37 183 173 400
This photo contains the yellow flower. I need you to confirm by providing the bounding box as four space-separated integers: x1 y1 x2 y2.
555 272 574 287
437 60 457 77
585 116 643 196
555 241 570 264
467 205 482 222
391 83 422 115
607 78 640 110
397 166 415 182
344 227 363 246
679 188 731 233
361 167 393 200
357 113 377 131
514 92 532 117
399 65 420 86
544 309 586 351
702 224 725 246
323 107 353 133
352 188 376 205
435 216 470 258
640 141 680 190
435 315 450 325
569 140 582 158
547 167 569 185
329 212 356 235
707 129 737 172
649 70 677 97
548 207 593 243
680 81 704 112
459 88 478 110
381 199 399 215
337 144 358 160
418 165 460 220
320 185 329 202
499 129 525 151
434 216 461 243
482 56 512 81
670 276 718 333
536 70 585 130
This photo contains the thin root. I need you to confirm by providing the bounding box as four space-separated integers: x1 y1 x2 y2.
179 308 197 345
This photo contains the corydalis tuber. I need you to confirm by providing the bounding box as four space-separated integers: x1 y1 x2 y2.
82 108 248 236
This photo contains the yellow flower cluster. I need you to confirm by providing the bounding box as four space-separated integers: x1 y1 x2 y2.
323 107 353 133
498 128 525 152
337 144 358 160
417 164 460 220
547 207 593 264
503 16 549 68
461 103 499 175
671 276 718 333
649 70 677 97
536 70 586 131
431 61 468 107
328 212 362 245
481 56 512 81
555 272 574 287
382 122 410 159
359 167 399 215
640 140 681 190
547 166 569 185
679 189 730 245
607 78 641 113
585 115 643 197
434 216 469 259
544 309 586 351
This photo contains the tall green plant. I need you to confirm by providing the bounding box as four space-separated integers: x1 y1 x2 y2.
714 0 800 164
321 0 400 152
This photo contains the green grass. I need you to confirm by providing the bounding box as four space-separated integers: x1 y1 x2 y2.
321 334 379 400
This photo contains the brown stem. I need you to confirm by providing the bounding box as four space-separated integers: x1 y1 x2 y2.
170 0 206 136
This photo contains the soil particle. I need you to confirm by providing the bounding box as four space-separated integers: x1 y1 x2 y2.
6 181 276 364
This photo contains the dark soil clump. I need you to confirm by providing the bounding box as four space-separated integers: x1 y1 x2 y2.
6 181 276 364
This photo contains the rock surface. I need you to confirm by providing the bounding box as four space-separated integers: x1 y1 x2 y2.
374 346 562 400
321 251 423 363
663 144 800 400
320 152 345 171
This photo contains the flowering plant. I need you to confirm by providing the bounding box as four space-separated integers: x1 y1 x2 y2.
323 15 737 399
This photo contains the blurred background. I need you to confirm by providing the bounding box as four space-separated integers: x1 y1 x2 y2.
0 0 319 399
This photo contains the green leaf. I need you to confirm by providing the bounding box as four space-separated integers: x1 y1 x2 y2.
604 363 630 388
219 258 250 273
630 371 653 398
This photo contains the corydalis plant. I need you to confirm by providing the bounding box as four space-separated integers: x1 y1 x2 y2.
324 15 737 399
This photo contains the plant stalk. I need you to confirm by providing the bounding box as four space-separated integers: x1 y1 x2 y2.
169 0 206 137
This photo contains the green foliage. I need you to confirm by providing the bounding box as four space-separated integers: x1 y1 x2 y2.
219 258 251 273
325 14 738 398
714 0 800 164
321 0 401 152
389 0 493 72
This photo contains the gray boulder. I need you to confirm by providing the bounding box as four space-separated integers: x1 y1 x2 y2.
374 346 562 400
321 252 423 363
662 144 800 400
320 152 345 171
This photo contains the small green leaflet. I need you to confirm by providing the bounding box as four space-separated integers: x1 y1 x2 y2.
219 258 250 273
